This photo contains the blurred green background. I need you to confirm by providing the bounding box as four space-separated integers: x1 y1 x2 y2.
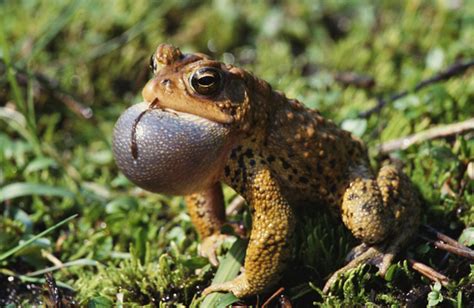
0 0 473 306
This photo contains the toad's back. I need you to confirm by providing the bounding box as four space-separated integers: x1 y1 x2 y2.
228 89 370 208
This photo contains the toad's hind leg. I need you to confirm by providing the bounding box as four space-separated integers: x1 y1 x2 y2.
324 165 420 293
375 165 421 272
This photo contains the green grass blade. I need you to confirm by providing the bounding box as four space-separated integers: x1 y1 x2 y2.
200 238 246 308
26 67 36 131
0 214 78 261
0 182 74 202
26 258 102 276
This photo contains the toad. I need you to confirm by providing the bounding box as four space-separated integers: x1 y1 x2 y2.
112 44 420 298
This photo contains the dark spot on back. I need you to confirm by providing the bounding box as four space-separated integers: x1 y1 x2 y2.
267 155 275 163
347 193 357 201
234 169 241 178
280 158 290 169
244 148 254 158
299 176 309 184
241 166 248 182
238 155 245 169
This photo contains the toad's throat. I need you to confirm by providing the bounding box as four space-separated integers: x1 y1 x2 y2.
131 98 162 160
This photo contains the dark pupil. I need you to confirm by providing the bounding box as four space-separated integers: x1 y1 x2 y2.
199 75 215 86
191 68 222 95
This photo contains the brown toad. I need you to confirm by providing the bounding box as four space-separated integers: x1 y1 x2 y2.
113 44 421 298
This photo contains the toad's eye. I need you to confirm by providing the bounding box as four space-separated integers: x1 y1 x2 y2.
190 67 223 96
149 55 157 73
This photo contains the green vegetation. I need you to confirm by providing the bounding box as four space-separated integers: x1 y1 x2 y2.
1 0 473 306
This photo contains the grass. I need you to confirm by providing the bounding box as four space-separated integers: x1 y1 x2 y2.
1 0 473 306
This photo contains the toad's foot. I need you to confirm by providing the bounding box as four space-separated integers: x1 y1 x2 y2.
323 244 390 293
200 233 233 266
323 229 413 294
202 274 251 298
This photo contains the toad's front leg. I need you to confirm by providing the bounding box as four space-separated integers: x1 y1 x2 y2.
203 168 296 298
185 183 232 266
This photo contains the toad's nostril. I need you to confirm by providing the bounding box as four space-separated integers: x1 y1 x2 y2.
161 79 171 86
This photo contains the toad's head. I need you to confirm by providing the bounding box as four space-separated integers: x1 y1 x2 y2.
142 44 272 133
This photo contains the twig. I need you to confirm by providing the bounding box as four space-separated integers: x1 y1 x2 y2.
262 287 285 308
423 224 471 250
418 225 474 260
360 59 474 118
378 118 474 154
434 240 474 260
334 71 375 89
226 195 246 216
408 258 450 286
42 251 64 267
